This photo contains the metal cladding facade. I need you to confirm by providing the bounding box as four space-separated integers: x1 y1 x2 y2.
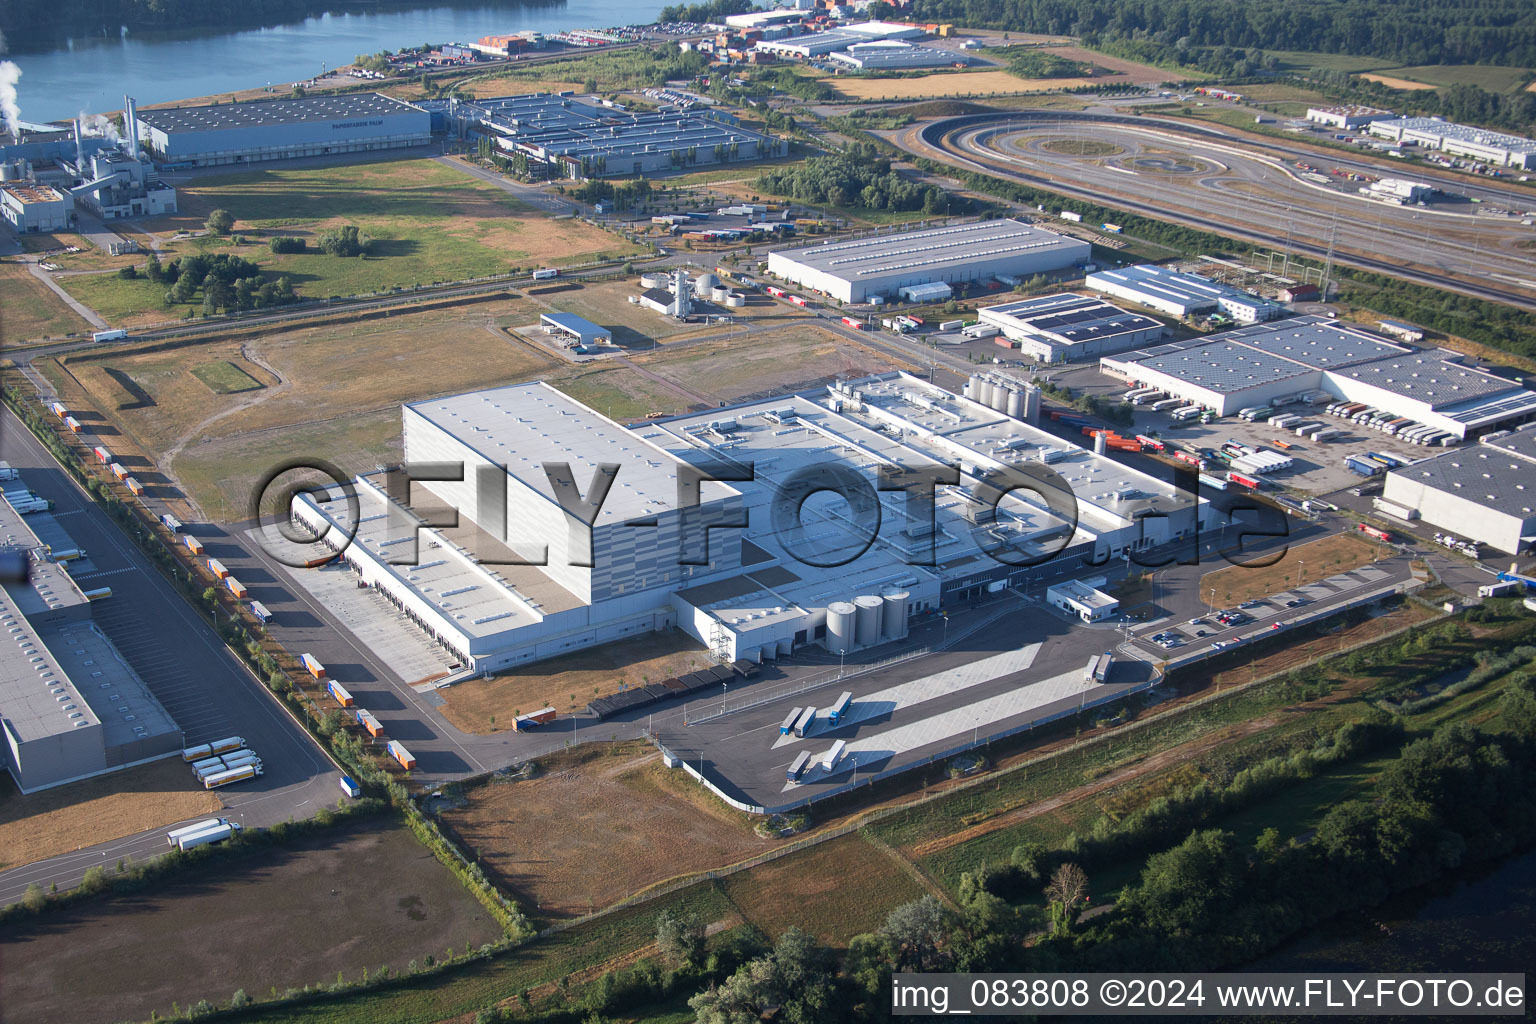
136 94 432 167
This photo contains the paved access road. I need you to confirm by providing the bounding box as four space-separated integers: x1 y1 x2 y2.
0 408 341 904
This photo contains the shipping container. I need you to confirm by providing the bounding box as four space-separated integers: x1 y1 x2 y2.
64 416 81 433
938 319 965 331
786 749 812 782
339 775 362 798
1150 398 1184 412
207 558 230 579
780 707 804 736
1198 473 1228 491
1357 523 1393 542
92 329 128 343
327 680 355 707
226 577 249 598
1228 472 1262 489
531 268 559 280
300 653 326 679
81 586 112 600
181 735 244 761
787 295 807 307
166 817 226 847
513 706 557 730
108 462 128 479
1134 435 1165 451
1170 407 1202 422
249 601 272 624
1372 498 1419 521
160 513 183 532
202 765 260 789
190 756 226 774
1345 456 1382 477
827 691 853 725
49 402 67 418
125 477 144 495
92 446 111 464
184 535 205 555
356 709 384 737
387 740 416 770
792 706 818 738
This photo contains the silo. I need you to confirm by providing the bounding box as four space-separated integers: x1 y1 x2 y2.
711 285 732 302
1006 387 1024 419
0 161 20 182
978 378 996 408
826 601 856 655
725 292 746 307
640 271 669 289
963 374 981 401
880 589 910 638
990 384 1012 413
854 595 884 647
1023 385 1042 424
1094 432 1108 455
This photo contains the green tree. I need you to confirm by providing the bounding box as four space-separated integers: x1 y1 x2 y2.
22 882 46 912
80 865 108 893
655 908 705 968
206 209 235 235
880 895 948 972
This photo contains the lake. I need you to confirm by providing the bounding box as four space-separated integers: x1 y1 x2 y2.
6 2 664 124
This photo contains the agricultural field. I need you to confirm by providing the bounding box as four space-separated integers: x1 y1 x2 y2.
439 631 714 734
59 157 639 325
1201 532 1381 608
0 819 503 1024
1356 73 1438 91
833 69 1102 101
0 260 91 343
1379 64 1535 93
438 744 774 920
0 758 223 873
719 833 928 944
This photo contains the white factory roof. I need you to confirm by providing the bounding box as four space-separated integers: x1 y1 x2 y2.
1217 318 1405 369
1393 430 1536 515
405 383 711 524
1375 117 1536 154
1328 350 1523 407
980 293 1162 344
136 93 425 133
775 219 1084 281
1086 264 1268 312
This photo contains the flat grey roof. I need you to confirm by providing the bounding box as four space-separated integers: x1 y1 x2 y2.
776 219 1084 281
1132 341 1315 394
1219 317 1405 369
1330 350 1522 407
541 312 606 337
981 293 1161 343
1395 444 1536 517
137 93 423 133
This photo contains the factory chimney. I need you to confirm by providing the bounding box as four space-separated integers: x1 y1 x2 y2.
73 118 86 166
122 95 140 158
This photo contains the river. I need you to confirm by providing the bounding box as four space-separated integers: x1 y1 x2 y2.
5 2 664 124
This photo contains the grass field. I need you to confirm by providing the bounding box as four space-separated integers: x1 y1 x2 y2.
61 158 639 325
833 70 1101 101
1264 50 1404 75
720 833 929 944
0 260 90 343
0 758 223 873
633 325 903 403
439 631 713 734
1201 532 1380 608
1382 64 1535 93
0 819 503 1024
191 360 265 394
551 365 699 422
439 744 772 921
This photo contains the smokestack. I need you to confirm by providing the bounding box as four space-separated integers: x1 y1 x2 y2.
122 95 139 158
73 118 85 165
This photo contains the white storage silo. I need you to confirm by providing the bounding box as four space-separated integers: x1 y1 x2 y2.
640 271 670 289
978 379 996 408
711 285 732 302
1094 432 1108 455
725 292 746 307
991 384 1012 413
1006 388 1023 419
1023 385 1041 424
880 589 910 638
826 601 856 655
694 272 721 293
853 595 883 647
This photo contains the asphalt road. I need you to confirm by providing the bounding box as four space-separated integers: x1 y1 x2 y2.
909 112 1536 310
0 408 341 903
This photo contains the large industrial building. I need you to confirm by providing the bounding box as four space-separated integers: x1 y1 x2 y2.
754 20 927 58
0 180 74 233
134 93 432 168
977 293 1167 363
1367 117 1536 171
767 219 1091 304
826 40 966 70
1085 264 1285 323
1382 426 1536 554
463 92 778 178
1100 315 1536 437
1305 105 1393 130
0 488 181 793
293 372 1213 671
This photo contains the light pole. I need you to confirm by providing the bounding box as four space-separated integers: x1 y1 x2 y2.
941 611 949 647
721 681 728 713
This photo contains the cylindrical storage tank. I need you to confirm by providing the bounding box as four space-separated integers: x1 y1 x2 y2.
978 379 996 408
991 385 1011 413
881 589 910 638
1006 388 1023 418
0 161 20 182
725 292 746 307
963 374 979 401
777 636 793 656
1094 432 1108 455
826 601 856 655
711 285 731 302
1023 386 1041 424
694 272 720 292
640 271 669 289
853 595 883 647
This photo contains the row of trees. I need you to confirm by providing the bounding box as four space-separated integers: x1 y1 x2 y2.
906 0 1536 67
136 251 298 312
658 0 751 23
757 146 960 213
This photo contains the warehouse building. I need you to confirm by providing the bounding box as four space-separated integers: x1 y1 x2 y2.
1101 315 1536 435
294 373 1213 671
135 93 432 168
977 293 1166 363
0 180 74 233
1305 105 1393 130
0 490 181 793
768 219 1090 303
1382 426 1536 554
1085 264 1285 323
472 93 778 178
826 41 966 70
1367 117 1536 171
755 20 926 58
